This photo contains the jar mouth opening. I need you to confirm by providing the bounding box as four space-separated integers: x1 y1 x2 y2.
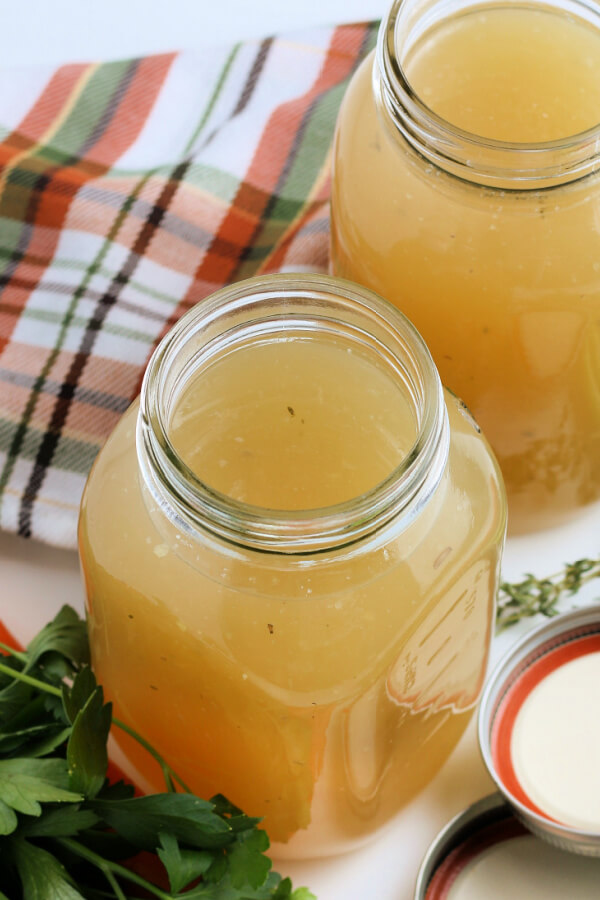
378 0 600 187
138 275 449 554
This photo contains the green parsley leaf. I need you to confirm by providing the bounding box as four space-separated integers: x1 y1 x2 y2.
17 725 73 760
91 794 233 850
158 831 214 892
204 849 227 884
272 879 294 900
0 662 32 721
211 794 262 833
180 870 291 900
0 724 62 757
25 606 89 671
19 805 99 839
0 757 71 788
228 827 272 889
290 888 317 900
0 797 17 835
0 772 82 817
13 839 86 900
0 605 315 899
66 686 111 799
272 883 317 900
62 667 97 725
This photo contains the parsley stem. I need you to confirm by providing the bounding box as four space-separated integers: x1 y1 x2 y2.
0 659 62 696
99 867 129 900
0 641 27 662
111 718 193 794
0 659 193 794
55 837 171 900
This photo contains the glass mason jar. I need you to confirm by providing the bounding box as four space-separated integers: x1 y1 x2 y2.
330 0 600 534
79 274 506 858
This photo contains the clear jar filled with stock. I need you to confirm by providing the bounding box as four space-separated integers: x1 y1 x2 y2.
79 275 506 858
330 0 600 533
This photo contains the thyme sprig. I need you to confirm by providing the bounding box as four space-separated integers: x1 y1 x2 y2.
496 555 600 630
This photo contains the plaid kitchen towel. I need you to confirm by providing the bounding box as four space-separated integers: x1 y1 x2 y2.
0 23 377 548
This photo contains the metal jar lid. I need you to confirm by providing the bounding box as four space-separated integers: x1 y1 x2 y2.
414 793 520 898
478 604 600 857
414 790 600 899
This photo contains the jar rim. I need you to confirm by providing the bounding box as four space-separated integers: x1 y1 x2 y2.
377 0 600 188
137 274 449 554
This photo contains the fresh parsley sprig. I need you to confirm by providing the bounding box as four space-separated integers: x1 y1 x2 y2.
496 555 600 630
0 606 315 900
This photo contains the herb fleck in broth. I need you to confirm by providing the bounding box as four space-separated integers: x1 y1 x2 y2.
168 338 418 509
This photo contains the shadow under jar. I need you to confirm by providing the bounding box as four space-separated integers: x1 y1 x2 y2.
330 0 600 534
78 275 506 858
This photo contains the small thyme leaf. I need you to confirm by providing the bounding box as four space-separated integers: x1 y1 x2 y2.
496 555 600 629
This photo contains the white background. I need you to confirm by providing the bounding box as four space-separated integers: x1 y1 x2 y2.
1 3 599 899
4 1 390 67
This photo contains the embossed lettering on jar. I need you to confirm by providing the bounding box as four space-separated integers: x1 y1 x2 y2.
78 275 506 858
331 0 600 534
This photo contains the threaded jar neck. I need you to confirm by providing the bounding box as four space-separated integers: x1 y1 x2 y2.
137 274 449 554
376 0 600 189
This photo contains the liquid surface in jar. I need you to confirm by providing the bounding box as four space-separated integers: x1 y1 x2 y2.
406 8 600 142
444 834 600 899
80 326 505 856
169 338 418 509
511 651 600 831
331 6 600 533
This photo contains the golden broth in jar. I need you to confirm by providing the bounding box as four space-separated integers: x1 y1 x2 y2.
79 276 505 857
331 1 600 533
169 340 418 510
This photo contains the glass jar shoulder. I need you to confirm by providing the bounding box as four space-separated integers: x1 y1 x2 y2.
78 399 148 574
331 51 381 208
394 388 506 600
333 50 376 143
442 387 506 548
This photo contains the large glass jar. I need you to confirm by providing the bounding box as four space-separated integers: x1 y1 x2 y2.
79 275 506 858
330 0 600 534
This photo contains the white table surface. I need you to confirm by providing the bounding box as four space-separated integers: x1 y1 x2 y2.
1 3 599 898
